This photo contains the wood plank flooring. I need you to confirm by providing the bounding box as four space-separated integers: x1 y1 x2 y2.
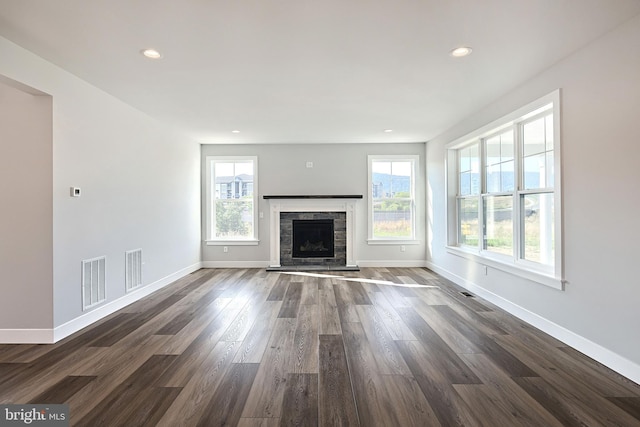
1 267 639 426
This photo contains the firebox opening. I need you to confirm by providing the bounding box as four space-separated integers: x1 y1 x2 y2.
292 219 334 258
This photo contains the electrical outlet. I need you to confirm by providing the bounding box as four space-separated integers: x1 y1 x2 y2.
306 161 313 168
400 245 406 252
483 265 488 275
223 246 228 253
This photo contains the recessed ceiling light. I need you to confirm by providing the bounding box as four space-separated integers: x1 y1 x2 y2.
231 130 240 133
141 49 163 59
450 46 472 58
384 129 393 133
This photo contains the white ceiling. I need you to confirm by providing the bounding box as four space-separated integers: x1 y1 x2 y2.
1 0 639 144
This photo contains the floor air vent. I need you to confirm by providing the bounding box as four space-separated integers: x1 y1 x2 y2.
82 256 106 310
460 291 475 298
125 249 143 292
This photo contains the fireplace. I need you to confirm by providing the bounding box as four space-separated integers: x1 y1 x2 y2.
264 195 361 269
279 212 345 267
292 219 334 258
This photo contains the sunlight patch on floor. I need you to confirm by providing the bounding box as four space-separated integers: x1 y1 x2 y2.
281 271 440 289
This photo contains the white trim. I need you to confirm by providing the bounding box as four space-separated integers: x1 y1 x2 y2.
357 260 428 268
425 261 640 385
203 260 428 268
446 246 563 290
445 90 563 286
446 91 558 149
205 155 258 242
206 239 259 246
366 239 421 245
267 198 359 268
368 154 419 242
52 262 202 343
201 260 270 268
0 262 202 344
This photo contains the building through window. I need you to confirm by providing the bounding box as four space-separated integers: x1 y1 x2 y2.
206 156 258 243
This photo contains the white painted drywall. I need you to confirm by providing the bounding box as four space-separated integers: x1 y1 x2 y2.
0 80 53 330
0 36 201 332
200 143 427 266
427 14 640 376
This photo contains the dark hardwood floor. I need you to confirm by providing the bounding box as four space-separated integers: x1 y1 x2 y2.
1 267 639 426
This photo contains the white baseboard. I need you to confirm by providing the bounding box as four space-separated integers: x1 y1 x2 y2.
52 261 203 343
201 260 428 269
357 260 428 268
201 261 270 268
426 261 640 385
0 262 203 344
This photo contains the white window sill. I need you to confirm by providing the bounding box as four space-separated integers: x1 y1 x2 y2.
367 239 420 246
206 239 260 246
446 245 565 290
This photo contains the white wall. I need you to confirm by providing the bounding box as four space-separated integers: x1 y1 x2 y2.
201 143 426 267
0 36 202 340
427 14 640 382
0 80 53 331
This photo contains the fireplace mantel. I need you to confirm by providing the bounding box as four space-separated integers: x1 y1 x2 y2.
263 194 363 199
267 197 359 268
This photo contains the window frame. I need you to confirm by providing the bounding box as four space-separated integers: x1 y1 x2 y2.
446 90 563 289
367 154 420 245
456 142 481 248
205 155 259 246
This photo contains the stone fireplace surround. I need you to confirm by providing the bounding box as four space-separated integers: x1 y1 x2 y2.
264 195 361 270
281 212 344 266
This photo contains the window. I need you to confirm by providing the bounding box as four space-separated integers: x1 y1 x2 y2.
447 91 562 288
205 156 258 244
483 129 515 256
368 155 418 243
457 144 480 247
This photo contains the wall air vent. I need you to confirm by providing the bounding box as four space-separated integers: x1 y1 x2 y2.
125 249 143 292
82 256 106 310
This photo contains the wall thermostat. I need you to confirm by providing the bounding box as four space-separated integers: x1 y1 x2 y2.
70 187 81 197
